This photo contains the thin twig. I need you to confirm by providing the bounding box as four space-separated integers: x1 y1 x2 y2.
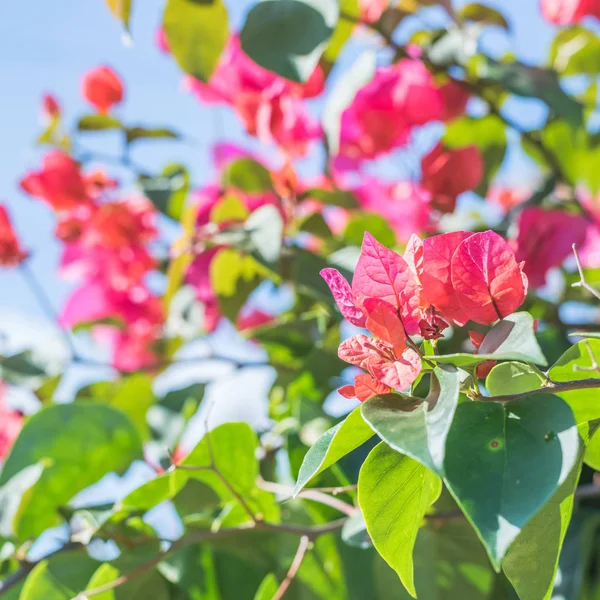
573 244 600 301
272 536 310 600
258 479 356 516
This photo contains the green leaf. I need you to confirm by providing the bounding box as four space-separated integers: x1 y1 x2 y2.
77 114 122 132
322 50 376 155
443 115 507 196
125 126 179 144
343 214 396 248
0 351 52 389
475 58 583 128
392 516 495 600
443 394 580 568
210 195 250 224
240 0 339 83
550 26 600 76
222 158 273 193
300 188 359 208
361 366 460 473
293 406 373 496
105 0 132 31
19 552 99 600
0 464 45 538
254 573 279 600
245 204 284 264
0 404 142 539
210 250 265 322
299 213 333 239
485 362 545 396
358 444 442 597
460 3 510 29
163 0 229 82
85 563 118 600
549 339 600 424
429 312 547 368
139 163 189 221
76 374 154 440
503 426 592 600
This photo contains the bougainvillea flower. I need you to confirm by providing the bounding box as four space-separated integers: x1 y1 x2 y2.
0 206 28 267
419 231 474 326
156 27 170 53
81 66 124 114
184 36 322 157
185 183 281 331
541 0 600 24
320 268 367 327
359 0 388 23
438 81 470 122
338 300 421 390
339 373 392 402
511 207 589 288
42 94 60 122
421 143 484 212
20 151 92 212
451 230 528 325
0 389 22 460
339 60 444 161
354 180 432 244
322 233 422 334
237 309 273 332
61 280 163 372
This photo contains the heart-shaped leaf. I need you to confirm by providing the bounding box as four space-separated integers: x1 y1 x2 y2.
240 0 339 83
443 394 580 568
361 366 460 473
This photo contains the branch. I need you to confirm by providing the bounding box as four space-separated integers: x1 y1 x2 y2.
72 519 347 600
0 542 82 596
573 244 600 301
476 378 600 403
272 536 310 600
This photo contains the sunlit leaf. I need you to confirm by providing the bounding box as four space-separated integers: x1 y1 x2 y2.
163 0 229 82
240 0 339 83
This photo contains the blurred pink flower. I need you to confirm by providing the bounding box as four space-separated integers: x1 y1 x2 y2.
421 143 484 212
81 66 124 114
339 60 444 162
541 0 600 24
0 385 22 460
184 36 322 157
359 0 388 23
0 205 28 267
354 179 432 244
61 280 163 372
511 207 589 288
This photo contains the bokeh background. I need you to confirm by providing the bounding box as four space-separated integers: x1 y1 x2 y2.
0 0 586 553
